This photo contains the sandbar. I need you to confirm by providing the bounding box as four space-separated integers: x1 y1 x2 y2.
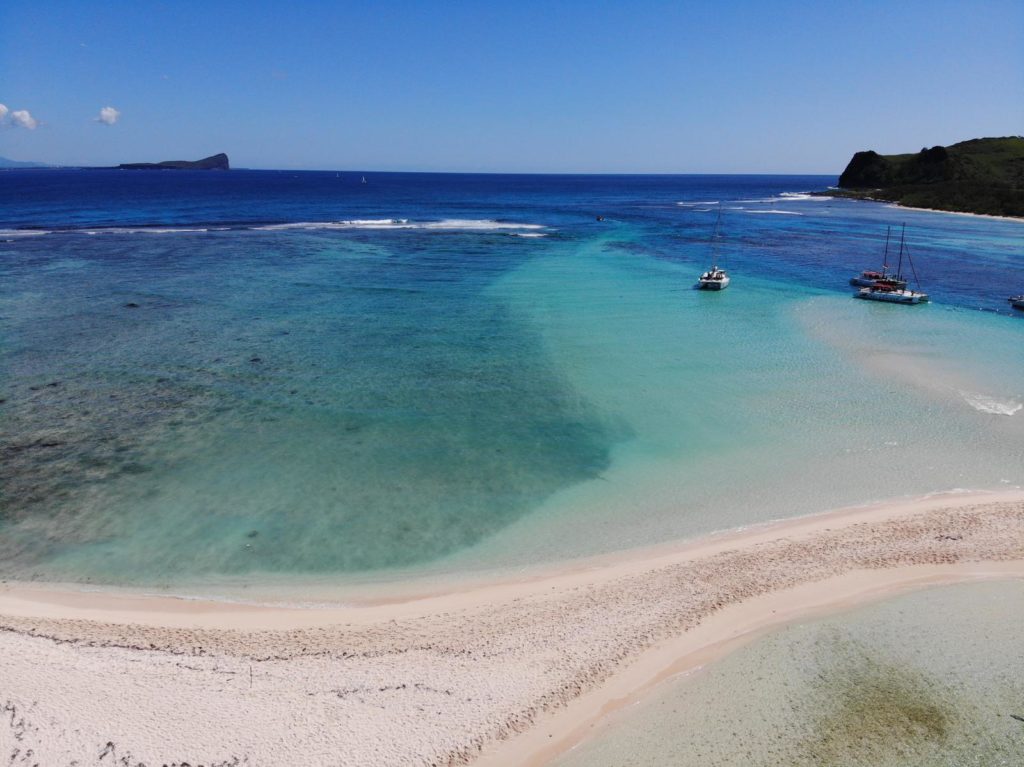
2 489 1023 765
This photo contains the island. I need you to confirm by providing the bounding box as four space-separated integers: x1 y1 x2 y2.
823 136 1024 218
116 153 230 170
0 155 50 169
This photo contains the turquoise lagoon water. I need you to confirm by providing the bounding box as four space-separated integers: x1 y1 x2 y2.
1 171 1022 588
553 579 1024 766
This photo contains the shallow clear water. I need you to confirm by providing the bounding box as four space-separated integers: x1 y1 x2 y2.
553 579 1024 767
1 171 1021 587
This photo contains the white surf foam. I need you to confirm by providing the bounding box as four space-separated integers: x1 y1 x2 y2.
741 210 804 216
254 219 409 231
777 192 827 201
254 218 546 232
81 227 211 235
676 201 719 206
0 229 50 237
422 219 545 231
959 391 1022 416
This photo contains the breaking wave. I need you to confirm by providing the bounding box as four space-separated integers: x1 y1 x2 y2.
959 391 1022 416
0 229 51 238
2 220 548 236
253 218 547 232
81 227 221 235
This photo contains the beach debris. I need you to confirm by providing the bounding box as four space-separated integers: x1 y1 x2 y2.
1011 713 1024 723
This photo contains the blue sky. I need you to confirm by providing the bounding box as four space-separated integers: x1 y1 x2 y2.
1 1 1021 172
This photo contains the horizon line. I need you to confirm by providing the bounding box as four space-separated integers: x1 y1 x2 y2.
3 164 841 177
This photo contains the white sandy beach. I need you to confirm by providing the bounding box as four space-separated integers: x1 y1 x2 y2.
2 490 1024 766
815 191 1024 222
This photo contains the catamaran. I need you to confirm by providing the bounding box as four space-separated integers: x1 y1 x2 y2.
849 226 907 289
698 207 730 290
854 224 928 304
1009 295 1024 311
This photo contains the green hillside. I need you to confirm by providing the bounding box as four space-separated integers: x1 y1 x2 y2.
832 136 1024 217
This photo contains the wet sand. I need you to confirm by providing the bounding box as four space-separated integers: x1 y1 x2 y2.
2 490 1023 765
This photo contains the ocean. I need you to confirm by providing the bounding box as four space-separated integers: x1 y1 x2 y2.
1 169 1022 590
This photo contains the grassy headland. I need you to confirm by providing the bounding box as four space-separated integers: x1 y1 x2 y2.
821 136 1024 217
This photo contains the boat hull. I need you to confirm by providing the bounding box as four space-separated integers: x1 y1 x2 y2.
698 277 730 290
855 287 927 305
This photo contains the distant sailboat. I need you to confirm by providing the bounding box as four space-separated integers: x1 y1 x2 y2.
854 224 928 304
698 207 730 290
361 176 367 184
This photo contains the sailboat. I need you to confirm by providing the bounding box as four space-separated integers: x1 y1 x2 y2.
697 207 730 290
849 226 907 289
854 224 928 304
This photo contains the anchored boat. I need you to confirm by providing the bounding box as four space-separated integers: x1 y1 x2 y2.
854 224 928 305
698 207 730 290
849 226 908 289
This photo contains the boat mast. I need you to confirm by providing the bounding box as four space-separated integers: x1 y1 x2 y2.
904 234 922 290
895 223 906 280
882 225 891 274
711 206 722 270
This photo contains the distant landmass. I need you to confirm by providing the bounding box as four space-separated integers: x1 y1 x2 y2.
116 153 230 170
0 156 49 169
824 136 1024 217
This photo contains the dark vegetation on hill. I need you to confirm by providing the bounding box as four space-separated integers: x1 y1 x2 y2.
116 153 230 170
826 137 1024 217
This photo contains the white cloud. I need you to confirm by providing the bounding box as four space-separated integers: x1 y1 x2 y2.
0 104 8 121
96 106 120 125
10 109 38 129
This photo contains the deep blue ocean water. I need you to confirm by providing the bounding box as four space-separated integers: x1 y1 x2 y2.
1 170 1022 589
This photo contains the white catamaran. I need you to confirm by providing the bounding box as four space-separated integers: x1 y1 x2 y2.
854 224 928 304
698 207 730 290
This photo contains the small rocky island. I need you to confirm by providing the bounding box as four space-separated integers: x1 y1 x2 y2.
117 153 229 170
824 136 1023 217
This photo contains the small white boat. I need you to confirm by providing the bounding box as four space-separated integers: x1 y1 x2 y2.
1009 295 1024 311
855 286 928 304
361 176 367 184
698 207 730 290
698 267 731 290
